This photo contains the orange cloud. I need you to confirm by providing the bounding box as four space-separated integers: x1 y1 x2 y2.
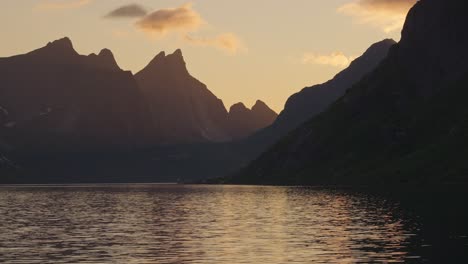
338 0 418 33
104 2 246 54
37 0 92 10
184 33 246 54
302 52 356 68
135 3 203 36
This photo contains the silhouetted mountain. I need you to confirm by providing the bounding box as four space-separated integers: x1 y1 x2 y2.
135 50 232 144
236 39 395 165
244 39 395 155
274 39 396 136
0 38 281 184
0 37 152 151
227 100 277 140
229 0 468 186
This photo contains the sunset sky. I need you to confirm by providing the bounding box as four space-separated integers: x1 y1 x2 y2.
0 0 416 112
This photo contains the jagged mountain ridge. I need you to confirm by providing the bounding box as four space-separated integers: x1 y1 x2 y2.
0 38 277 151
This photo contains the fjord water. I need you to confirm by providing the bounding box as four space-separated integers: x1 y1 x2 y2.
0 185 466 263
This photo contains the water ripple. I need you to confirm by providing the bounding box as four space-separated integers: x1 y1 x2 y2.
0 185 421 263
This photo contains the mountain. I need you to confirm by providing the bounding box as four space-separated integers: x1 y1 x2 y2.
135 50 232 144
272 39 396 137
227 100 277 140
0 37 152 151
238 39 396 162
229 0 468 186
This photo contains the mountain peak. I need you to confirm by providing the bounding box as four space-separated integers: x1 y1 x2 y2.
98 48 113 58
229 102 249 114
47 37 74 50
27 37 78 61
140 49 188 75
252 100 276 115
172 49 183 57
85 48 121 71
166 49 186 64
252 100 268 109
98 48 120 70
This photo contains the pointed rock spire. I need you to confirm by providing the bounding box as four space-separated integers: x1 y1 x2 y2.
138 49 189 77
147 51 166 68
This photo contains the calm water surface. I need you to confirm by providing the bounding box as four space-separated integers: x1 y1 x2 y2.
0 184 467 263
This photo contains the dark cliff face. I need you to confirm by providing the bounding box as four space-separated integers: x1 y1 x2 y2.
135 50 232 144
227 101 277 140
232 0 468 185
0 37 152 151
398 0 468 95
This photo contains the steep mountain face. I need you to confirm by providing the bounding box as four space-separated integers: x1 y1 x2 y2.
227 100 277 140
248 39 395 149
239 39 396 162
398 0 468 95
230 0 468 186
0 38 152 151
135 50 232 144
273 39 396 136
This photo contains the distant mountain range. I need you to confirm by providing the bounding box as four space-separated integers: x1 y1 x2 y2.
229 0 468 186
0 39 277 152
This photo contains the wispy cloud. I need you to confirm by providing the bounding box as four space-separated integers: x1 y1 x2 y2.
302 52 356 68
338 0 418 33
135 3 204 36
184 33 246 54
36 0 92 10
105 4 148 18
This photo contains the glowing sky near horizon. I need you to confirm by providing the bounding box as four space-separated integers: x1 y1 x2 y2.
0 0 416 112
